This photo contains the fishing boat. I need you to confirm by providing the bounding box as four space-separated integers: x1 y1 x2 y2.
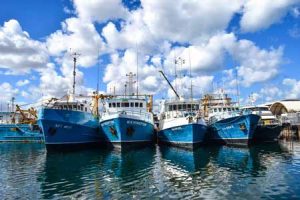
203 93 260 145
99 72 155 148
37 53 102 149
158 99 207 148
242 105 282 142
0 101 43 143
157 70 207 148
38 95 102 149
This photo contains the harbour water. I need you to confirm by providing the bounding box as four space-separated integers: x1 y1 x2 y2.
0 142 300 199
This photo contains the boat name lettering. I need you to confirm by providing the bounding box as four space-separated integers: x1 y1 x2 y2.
102 121 114 126
171 127 183 131
55 124 72 129
127 120 146 126
223 125 234 130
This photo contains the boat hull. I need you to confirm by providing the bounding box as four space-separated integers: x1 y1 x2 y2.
0 124 43 143
158 123 207 148
38 108 102 149
208 114 260 145
252 124 282 142
100 117 154 148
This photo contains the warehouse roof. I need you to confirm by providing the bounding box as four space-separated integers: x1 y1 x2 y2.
270 99 300 115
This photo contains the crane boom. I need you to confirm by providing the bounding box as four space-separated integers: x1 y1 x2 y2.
159 70 180 99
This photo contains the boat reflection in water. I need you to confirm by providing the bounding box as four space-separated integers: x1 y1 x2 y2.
159 145 210 173
0 144 45 200
41 149 107 199
206 143 292 199
100 146 156 199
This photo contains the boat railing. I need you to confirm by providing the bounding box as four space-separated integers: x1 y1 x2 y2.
102 110 153 121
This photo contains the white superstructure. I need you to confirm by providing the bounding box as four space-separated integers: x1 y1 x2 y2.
242 106 280 125
159 99 206 130
100 96 153 125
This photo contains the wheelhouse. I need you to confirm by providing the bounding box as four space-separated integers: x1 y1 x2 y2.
50 101 89 112
106 98 147 111
165 102 200 112
209 106 239 114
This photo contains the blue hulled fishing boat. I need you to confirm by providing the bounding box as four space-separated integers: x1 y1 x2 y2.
38 95 102 149
204 94 260 144
0 104 43 142
158 100 207 148
37 53 102 149
157 69 207 148
99 73 154 148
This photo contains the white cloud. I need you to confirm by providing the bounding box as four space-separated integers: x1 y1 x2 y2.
73 0 128 22
0 82 19 102
0 19 48 74
141 0 244 43
240 0 300 32
167 75 214 99
103 49 166 95
283 78 300 99
16 79 30 87
46 17 106 67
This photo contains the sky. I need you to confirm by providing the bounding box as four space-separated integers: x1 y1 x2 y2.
0 0 300 110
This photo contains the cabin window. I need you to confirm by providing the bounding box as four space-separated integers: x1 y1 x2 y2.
214 108 217 112
130 102 134 107
116 103 120 107
135 102 139 107
77 105 80 110
172 105 176 110
63 105 67 109
223 108 227 111
112 103 116 107
187 104 191 109
228 108 232 111
139 102 143 107
85 107 87 112
109 103 112 108
81 105 83 111
124 102 129 107
169 105 172 111
73 105 77 110
68 105 72 110
178 104 182 110
182 104 186 110
218 108 222 112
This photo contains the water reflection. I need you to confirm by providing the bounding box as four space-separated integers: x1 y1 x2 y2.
0 142 300 199
0 144 46 199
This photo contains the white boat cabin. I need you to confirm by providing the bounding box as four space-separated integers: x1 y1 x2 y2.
47 101 90 112
160 100 201 120
105 97 147 112
242 106 279 125
207 105 241 122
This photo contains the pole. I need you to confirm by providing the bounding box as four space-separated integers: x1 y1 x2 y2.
136 44 139 97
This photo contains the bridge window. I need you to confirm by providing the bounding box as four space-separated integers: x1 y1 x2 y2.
130 102 134 107
135 102 139 107
169 105 172 111
117 103 120 107
182 104 186 110
124 102 129 107
109 103 111 108
140 102 143 107
214 108 217 112
112 103 116 107
178 104 182 110
172 104 176 110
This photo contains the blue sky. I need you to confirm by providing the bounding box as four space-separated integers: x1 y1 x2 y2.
0 0 300 109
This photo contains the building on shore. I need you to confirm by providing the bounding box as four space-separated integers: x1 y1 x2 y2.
269 99 300 139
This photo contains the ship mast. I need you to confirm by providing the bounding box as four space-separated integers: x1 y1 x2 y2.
126 72 136 96
71 52 80 97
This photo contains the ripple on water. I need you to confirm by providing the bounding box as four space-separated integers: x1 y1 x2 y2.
0 142 300 199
